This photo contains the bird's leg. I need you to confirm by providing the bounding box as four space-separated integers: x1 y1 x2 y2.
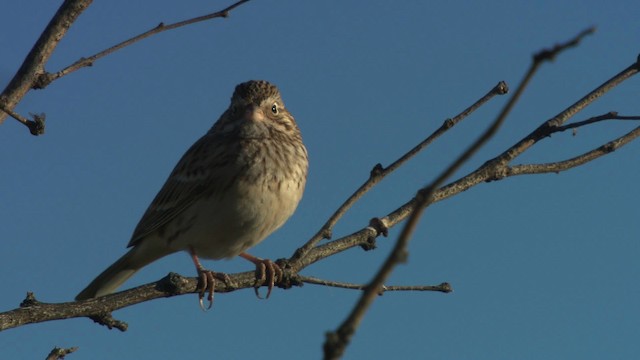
189 248 230 310
239 253 283 299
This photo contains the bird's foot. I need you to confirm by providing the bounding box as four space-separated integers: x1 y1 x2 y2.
195 268 231 311
190 249 230 311
240 253 283 299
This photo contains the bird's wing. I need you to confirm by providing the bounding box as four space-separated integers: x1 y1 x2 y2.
127 133 229 247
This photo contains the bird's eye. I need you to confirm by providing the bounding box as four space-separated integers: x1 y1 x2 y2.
271 103 279 114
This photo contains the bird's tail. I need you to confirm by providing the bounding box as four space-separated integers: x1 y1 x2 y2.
75 243 169 300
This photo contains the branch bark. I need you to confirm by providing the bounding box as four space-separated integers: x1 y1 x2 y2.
0 0 252 134
0 0 92 126
291 80 509 263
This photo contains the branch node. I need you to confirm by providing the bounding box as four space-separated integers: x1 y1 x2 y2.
89 312 128 332
370 163 384 178
156 22 165 29
360 235 377 251
438 282 454 293
321 228 333 240
32 72 54 89
276 259 303 289
602 142 616 153
46 346 78 360
284 273 305 289
361 218 388 250
19 292 41 307
495 81 509 95
533 26 596 64
442 118 454 129
482 159 509 182
27 113 46 135
156 272 191 295
369 217 389 237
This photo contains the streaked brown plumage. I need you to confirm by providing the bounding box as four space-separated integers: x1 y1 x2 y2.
76 80 308 306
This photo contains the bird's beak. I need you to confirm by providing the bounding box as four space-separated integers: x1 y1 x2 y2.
243 105 265 122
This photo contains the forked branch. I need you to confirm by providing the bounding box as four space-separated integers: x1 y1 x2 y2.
0 0 252 134
321 27 633 359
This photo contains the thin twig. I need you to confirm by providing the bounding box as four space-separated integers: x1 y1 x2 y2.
45 346 78 360
494 58 640 168
300 275 452 293
40 0 252 85
554 111 640 133
0 105 46 135
533 27 596 63
507 126 640 176
0 0 252 134
290 81 508 267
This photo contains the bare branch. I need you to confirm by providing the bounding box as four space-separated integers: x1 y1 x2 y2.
39 0 252 86
322 28 600 359
294 54 639 275
508 125 640 176
1 271 268 331
0 0 92 126
299 275 452 293
0 104 45 135
553 111 640 133
0 265 452 331
45 346 78 360
0 0 252 134
494 57 640 167
533 27 596 63
290 81 509 266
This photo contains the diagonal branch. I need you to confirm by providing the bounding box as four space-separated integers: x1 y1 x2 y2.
0 0 253 134
295 56 639 274
45 346 78 360
554 111 640 133
291 81 508 264
299 275 452 293
0 270 268 331
493 56 640 168
0 0 92 126
0 104 46 135
507 125 640 176
37 0 252 87
321 27 601 359
533 27 595 63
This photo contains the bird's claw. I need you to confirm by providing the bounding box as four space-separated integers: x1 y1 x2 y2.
196 269 230 311
196 269 215 311
252 258 283 299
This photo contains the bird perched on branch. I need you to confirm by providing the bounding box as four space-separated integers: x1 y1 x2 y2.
76 80 308 309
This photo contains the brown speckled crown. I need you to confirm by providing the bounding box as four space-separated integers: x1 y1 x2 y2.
232 80 282 105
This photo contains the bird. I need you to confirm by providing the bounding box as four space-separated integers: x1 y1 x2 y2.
75 80 308 308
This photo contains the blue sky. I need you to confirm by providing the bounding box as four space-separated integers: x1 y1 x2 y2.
1 1 639 359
